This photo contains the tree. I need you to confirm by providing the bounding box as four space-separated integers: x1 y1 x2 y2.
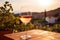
0 1 15 31
0 1 13 13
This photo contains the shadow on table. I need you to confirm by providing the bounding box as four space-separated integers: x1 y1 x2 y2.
0 35 14 40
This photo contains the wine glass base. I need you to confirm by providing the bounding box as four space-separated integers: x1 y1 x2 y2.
20 35 31 40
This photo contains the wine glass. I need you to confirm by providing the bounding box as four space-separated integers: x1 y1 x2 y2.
19 12 32 40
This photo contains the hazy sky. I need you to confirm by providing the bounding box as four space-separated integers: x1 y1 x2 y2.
0 0 60 13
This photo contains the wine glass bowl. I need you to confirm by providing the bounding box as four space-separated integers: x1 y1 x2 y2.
19 15 32 25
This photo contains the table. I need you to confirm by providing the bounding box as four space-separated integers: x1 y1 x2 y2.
4 29 60 40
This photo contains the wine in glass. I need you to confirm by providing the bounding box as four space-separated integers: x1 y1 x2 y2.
19 13 32 40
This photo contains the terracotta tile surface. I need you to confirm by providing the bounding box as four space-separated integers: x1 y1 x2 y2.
4 29 60 40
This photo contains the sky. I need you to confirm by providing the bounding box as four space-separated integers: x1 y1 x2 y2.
0 0 60 13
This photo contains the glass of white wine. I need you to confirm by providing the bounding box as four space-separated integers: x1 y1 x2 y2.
19 12 32 40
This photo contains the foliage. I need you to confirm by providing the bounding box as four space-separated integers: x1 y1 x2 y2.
32 17 60 33
0 1 15 31
15 22 34 32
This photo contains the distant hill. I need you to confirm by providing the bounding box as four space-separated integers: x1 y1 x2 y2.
14 8 60 18
14 13 19 17
47 8 60 16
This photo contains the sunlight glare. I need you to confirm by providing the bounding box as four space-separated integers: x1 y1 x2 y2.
37 0 53 7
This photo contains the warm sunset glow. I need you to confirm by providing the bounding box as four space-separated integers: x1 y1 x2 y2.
0 0 60 13
37 0 53 7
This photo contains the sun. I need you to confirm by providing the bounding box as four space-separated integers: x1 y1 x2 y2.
37 0 53 7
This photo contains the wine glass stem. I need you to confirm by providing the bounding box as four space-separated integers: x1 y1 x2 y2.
24 24 27 34
25 24 28 40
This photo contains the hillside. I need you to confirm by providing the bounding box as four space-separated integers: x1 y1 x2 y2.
14 8 60 19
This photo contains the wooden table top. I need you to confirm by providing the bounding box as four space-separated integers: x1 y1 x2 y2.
4 29 60 40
